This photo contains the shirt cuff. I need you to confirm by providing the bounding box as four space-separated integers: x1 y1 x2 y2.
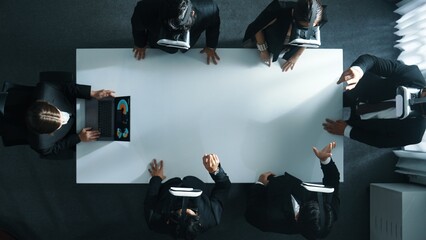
351 66 364 75
320 157 331 165
344 125 352 138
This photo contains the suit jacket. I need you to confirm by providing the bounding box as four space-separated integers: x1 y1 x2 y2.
345 54 426 148
144 166 231 235
243 0 327 62
27 80 91 156
245 160 340 239
131 0 220 51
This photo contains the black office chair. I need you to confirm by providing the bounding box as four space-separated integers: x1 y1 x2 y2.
1 81 35 147
39 71 74 84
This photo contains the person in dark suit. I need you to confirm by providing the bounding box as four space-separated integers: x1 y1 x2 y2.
131 0 221 65
323 54 426 148
243 0 327 71
145 154 231 239
245 142 340 240
26 79 115 156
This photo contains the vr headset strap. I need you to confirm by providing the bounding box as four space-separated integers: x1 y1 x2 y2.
306 0 318 39
317 192 326 230
409 97 426 106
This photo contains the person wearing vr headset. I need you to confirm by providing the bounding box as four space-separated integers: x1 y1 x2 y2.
131 0 221 65
245 142 340 240
323 54 426 148
145 154 231 239
243 0 327 72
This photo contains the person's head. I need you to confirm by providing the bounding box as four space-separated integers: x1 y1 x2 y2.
25 100 62 134
293 0 323 27
169 209 203 240
298 200 334 239
163 0 195 31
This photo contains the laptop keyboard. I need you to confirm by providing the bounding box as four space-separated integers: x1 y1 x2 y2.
98 101 113 137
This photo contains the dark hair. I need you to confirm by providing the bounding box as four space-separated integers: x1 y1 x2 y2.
169 212 202 240
293 0 323 24
298 200 334 239
26 100 61 134
164 0 195 30
298 200 321 239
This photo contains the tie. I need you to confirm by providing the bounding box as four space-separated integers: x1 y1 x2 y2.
356 101 395 115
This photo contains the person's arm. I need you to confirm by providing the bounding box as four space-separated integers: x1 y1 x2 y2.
320 159 340 220
144 159 166 230
131 2 149 49
32 133 81 156
202 154 231 225
205 4 220 49
313 142 340 219
281 47 305 72
348 119 424 148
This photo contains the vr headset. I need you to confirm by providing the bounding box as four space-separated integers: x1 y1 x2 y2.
168 187 202 237
157 0 193 49
395 86 426 119
288 0 321 48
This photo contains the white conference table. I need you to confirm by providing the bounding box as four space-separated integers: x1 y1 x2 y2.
76 48 343 183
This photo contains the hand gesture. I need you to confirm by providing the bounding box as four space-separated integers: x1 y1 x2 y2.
200 47 220 65
259 51 271 67
203 154 220 173
313 142 336 162
90 89 116 100
258 172 275 186
79 127 101 142
336 67 364 91
281 55 299 72
148 159 166 180
133 46 147 60
322 118 347 136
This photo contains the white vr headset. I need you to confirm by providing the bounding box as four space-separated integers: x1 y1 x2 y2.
157 30 190 50
395 86 426 119
169 187 202 198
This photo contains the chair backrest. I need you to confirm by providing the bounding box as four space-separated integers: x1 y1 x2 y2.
1 81 35 146
39 71 74 84
0 92 7 117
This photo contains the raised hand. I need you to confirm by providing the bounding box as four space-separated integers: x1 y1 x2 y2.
312 141 336 161
202 153 220 173
148 159 166 180
336 67 364 91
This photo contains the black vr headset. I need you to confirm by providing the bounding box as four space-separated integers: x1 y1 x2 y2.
157 0 194 49
395 86 426 119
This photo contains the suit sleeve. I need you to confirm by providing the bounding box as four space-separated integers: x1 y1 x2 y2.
205 4 220 49
35 134 81 156
144 176 164 230
131 1 150 48
208 165 231 225
348 118 426 148
321 159 340 220
351 54 426 88
242 1 282 43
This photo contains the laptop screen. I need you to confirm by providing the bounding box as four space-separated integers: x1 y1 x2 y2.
114 96 130 141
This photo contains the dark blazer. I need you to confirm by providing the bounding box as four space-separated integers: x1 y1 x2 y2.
144 166 231 235
245 160 340 239
27 80 91 156
243 0 327 62
345 54 426 148
131 0 220 51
